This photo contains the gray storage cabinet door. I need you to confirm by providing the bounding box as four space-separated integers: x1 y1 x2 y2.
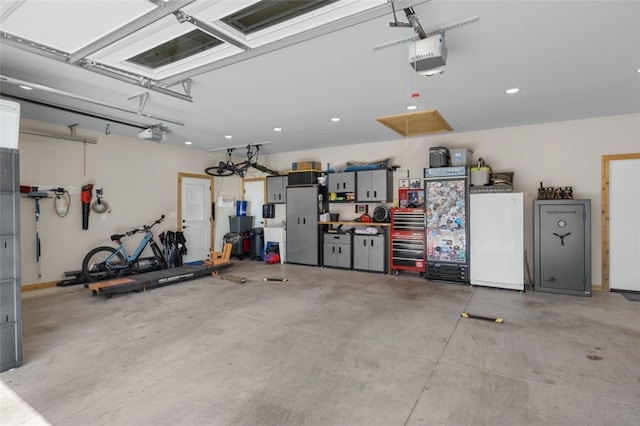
0 148 21 372
323 242 337 267
368 234 385 272
336 243 351 269
267 176 286 203
286 186 318 265
356 170 391 202
353 235 369 270
369 170 388 202
354 234 385 272
328 172 355 193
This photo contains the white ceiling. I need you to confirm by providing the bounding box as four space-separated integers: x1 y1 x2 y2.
1 0 639 155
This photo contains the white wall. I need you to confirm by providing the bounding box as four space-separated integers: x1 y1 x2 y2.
17 119 226 285
17 114 640 287
262 113 640 288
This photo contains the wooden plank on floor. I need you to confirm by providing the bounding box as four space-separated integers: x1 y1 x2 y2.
21 281 58 292
87 278 135 291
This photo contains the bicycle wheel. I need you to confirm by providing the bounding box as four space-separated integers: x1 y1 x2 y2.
82 246 126 282
205 162 235 177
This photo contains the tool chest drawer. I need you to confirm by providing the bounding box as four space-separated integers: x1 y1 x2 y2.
390 208 425 274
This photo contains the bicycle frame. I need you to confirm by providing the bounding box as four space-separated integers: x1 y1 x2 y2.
205 144 280 178
104 215 165 271
106 231 155 270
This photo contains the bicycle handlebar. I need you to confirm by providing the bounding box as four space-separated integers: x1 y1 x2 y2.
125 215 165 236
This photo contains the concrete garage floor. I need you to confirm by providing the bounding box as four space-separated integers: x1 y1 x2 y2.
2 261 639 426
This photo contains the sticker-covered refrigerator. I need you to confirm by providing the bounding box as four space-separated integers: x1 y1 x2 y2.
424 167 469 283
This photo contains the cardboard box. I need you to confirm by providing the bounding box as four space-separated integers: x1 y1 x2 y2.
292 161 321 171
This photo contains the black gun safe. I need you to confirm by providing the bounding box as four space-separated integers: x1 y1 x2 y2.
533 199 591 296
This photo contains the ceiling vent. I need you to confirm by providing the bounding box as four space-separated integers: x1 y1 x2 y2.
409 34 447 75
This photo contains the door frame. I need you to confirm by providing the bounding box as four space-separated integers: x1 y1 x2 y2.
241 176 266 222
601 153 640 292
177 172 214 254
241 177 266 200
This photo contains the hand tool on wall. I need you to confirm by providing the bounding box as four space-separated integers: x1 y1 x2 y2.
27 190 50 278
81 183 93 230
90 187 110 214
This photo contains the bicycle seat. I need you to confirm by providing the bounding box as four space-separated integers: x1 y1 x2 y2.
110 234 125 242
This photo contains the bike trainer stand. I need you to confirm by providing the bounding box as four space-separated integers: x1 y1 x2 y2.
86 263 233 299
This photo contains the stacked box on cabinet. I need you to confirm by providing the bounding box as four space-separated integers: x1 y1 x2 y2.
288 171 322 186
291 161 321 171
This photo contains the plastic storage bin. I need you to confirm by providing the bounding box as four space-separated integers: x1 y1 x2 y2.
229 216 253 233
450 149 473 167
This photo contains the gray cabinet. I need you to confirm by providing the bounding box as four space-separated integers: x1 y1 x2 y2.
353 233 386 273
328 172 355 194
533 199 591 296
356 169 392 202
266 176 287 204
323 233 351 269
286 185 327 265
0 147 22 372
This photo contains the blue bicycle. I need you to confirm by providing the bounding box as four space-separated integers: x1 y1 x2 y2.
82 215 167 282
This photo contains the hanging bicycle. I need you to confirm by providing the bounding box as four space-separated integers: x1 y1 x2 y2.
204 144 280 178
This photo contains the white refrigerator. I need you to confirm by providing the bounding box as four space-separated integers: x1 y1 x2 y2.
470 192 524 291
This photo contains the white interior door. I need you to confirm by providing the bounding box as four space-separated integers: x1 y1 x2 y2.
609 159 640 291
181 176 212 263
242 179 266 228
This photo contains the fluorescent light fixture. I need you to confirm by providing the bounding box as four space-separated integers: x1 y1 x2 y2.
505 87 520 94
18 84 33 90
184 141 193 145
273 127 282 132
330 117 341 122
406 105 418 111
224 134 232 139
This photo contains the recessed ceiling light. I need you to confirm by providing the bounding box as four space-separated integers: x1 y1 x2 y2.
184 141 192 145
406 105 418 111
224 134 232 139
330 117 341 122
18 84 33 90
273 127 282 132
505 87 520 94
